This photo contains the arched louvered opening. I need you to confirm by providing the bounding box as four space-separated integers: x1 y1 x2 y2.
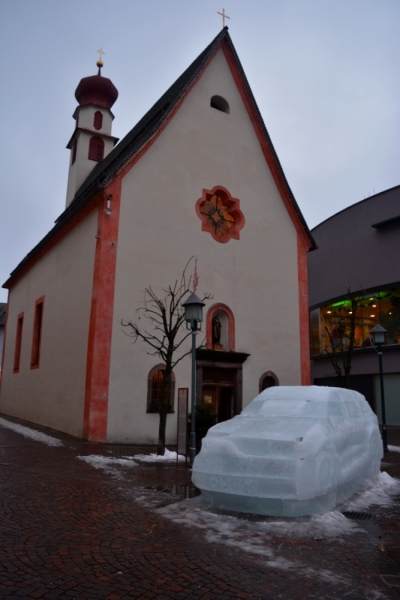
88 136 104 162
94 111 103 130
210 95 230 114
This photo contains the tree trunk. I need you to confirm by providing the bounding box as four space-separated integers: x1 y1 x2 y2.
156 358 172 455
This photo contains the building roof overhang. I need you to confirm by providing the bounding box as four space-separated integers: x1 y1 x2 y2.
66 127 119 149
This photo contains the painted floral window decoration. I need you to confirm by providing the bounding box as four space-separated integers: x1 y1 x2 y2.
195 185 245 243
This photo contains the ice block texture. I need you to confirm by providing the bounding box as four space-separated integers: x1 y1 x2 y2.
192 386 383 517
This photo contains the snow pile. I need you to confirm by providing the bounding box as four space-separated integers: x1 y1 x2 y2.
0 417 63 446
131 449 184 462
192 386 383 517
388 445 400 453
344 471 400 510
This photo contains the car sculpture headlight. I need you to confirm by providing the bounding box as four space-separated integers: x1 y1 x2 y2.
192 386 383 517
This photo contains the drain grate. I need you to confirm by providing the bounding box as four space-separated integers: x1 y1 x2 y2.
342 511 374 521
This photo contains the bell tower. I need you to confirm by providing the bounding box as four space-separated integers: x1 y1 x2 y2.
65 52 119 207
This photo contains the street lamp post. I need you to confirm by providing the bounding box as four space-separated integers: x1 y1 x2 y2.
182 292 205 467
370 323 389 453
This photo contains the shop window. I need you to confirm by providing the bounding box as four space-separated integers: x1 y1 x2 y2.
88 136 104 162
206 303 235 351
259 371 279 392
147 365 175 413
13 312 24 373
94 111 103 130
31 297 44 369
310 287 400 356
210 95 230 114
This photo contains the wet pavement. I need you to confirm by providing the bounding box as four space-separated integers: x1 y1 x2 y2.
1 414 399 600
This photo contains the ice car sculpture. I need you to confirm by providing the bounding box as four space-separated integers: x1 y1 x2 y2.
192 386 383 517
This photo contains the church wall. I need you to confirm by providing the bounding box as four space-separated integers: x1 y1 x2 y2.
106 49 302 443
0 210 98 437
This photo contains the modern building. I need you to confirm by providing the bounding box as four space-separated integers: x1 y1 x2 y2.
308 186 400 425
0 28 315 443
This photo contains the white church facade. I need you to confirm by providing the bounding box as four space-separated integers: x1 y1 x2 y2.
0 29 315 444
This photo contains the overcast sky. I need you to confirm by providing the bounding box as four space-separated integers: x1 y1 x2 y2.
0 0 399 303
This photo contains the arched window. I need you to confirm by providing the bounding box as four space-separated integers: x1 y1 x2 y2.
147 365 176 413
94 111 103 130
71 139 77 165
88 136 104 162
259 371 279 393
206 303 235 351
210 95 230 114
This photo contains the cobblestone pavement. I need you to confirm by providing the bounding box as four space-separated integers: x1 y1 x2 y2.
1 415 399 600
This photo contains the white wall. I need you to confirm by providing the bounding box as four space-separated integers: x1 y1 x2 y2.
107 49 301 443
0 210 98 437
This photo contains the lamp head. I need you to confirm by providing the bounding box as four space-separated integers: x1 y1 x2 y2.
370 323 387 345
183 292 205 330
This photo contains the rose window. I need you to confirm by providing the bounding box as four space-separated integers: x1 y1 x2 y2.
195 186 245 243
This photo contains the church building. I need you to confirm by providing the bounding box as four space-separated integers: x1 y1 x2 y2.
0 28 315 444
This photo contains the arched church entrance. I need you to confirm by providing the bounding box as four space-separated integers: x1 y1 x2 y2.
197 304 249 423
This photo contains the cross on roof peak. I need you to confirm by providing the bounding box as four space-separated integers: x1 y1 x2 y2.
217 8 230 28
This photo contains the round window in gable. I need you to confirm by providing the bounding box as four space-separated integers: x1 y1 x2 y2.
210 95 230 114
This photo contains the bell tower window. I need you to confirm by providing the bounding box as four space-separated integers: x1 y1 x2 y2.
88 136 104 162
94 111 103 130
71 139 77 165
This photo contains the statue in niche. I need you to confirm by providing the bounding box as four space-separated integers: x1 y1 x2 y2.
212 315 223 349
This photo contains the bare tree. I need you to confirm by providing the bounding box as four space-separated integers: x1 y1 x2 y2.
122 259 211 455
323 289 365 388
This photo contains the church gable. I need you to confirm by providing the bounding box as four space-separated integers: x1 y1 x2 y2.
115 45 301 253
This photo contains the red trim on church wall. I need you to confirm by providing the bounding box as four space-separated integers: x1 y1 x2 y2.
13 312 24 373
0 291 10 391
83 178 121 442
221 42 312 252
297 234 310 385
206 303 235 351
30 296 45 370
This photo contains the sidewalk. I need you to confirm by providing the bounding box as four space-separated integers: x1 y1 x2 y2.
1 414 399 600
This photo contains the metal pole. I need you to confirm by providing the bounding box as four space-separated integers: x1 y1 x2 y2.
377 344 389 452
189 324 197 466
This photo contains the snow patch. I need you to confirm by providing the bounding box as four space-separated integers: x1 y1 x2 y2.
131 449 184 462
0 417 63 447
77 454 138 476
388 445 400 453
155 498 353 586
344 471 400 510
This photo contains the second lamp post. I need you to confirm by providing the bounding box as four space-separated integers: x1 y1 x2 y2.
370 323 389 453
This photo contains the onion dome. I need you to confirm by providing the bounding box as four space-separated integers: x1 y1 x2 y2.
75 64 118 110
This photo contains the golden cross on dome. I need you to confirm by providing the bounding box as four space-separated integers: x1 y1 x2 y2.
217 8 230 28
97 48 105 61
